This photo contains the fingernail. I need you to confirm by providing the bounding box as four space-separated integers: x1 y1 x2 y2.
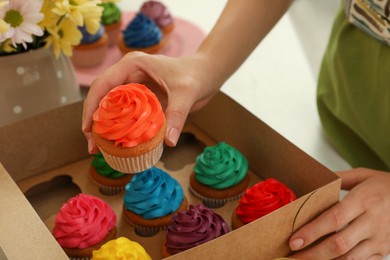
290 238 304 250
168 127 179 146
88 140 94 154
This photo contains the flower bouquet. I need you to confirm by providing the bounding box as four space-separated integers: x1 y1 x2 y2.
0 0 108 58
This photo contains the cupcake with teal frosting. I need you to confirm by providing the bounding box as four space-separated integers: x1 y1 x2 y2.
71 24 109 68
100 2 122 46
92 237 151 260
117 12 165 55
189 142 250 208
89 151 133 195
122 167 188 237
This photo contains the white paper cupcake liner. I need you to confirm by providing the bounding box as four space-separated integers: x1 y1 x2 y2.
189 186 245 208
99 142 163 174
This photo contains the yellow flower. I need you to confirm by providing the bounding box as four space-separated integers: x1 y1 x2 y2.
45 18 82 57
53 0 103 34
101 0 120 3
0 19 9 33
1 38 15 52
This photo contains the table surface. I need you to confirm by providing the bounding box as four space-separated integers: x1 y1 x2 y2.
118 0 351 172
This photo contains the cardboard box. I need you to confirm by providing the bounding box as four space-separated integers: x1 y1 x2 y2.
0 92 341 259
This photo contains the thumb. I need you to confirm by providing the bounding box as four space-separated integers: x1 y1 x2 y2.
336 168 373 190
164 95 193 147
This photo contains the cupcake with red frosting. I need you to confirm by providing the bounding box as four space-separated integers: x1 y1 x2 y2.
123 167 188 237
92 83 166 173
140 1 174 39
231 178 297 229
189 142 250 208
161 204 230 257
89 151 133 195
52 194 117 260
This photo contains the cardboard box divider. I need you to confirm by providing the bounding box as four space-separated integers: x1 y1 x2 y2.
0 92 341 259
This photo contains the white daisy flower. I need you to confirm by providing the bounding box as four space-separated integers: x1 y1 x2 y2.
0 0 44 49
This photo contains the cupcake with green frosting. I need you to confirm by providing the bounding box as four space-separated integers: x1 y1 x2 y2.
89 151 133 195
100 2 122 46
189 142 250 208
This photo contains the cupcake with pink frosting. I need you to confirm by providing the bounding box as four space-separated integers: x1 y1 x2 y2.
52 194 117 260
161 204 230 257
140 0 175 37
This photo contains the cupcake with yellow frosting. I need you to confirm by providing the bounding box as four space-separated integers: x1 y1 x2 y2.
189 142 250 208
92 83 166 173
123 167 188 237
52 194 117 260
92 237 151 260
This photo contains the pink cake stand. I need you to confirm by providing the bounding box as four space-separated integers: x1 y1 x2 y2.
75 12 206 87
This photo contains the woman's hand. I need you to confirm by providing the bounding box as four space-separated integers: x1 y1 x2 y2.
289 167 390 259
82 51 220 154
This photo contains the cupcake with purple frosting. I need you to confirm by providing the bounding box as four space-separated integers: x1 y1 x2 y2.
71 24 109 68
117 12 165 55
161 204 230 257
122 167 188 237
140 1 174 37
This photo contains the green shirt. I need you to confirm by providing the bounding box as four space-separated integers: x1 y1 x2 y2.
317 4 390 170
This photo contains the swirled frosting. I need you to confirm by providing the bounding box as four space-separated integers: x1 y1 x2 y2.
166 204 230 255
100 2 121 25
80 25 105 45
236 178 297 223
92 237 151 260
52 194 117 249
123 167 184 219
122 13 162 48
194 142 248 189
93 83 165 148
140 1 173 29
92 152 126 178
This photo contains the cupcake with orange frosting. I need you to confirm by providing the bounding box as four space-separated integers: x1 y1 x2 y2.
161 204 230 258
123 167 188 237
92 83 166 173
117 12 165 55
231 178 297 229
52 194 117 260
71 24 109 68
92 237 151 260
189 142 250 208
89 151 133 195
140 1 174 39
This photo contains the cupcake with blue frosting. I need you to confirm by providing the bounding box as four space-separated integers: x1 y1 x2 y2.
117 13 165 55
122 166 188 237
72 24 109 68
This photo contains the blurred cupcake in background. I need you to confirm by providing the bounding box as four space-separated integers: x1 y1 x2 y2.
140 0 174 43
117 13 165 55
71 24 108 68
100 1 122 46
